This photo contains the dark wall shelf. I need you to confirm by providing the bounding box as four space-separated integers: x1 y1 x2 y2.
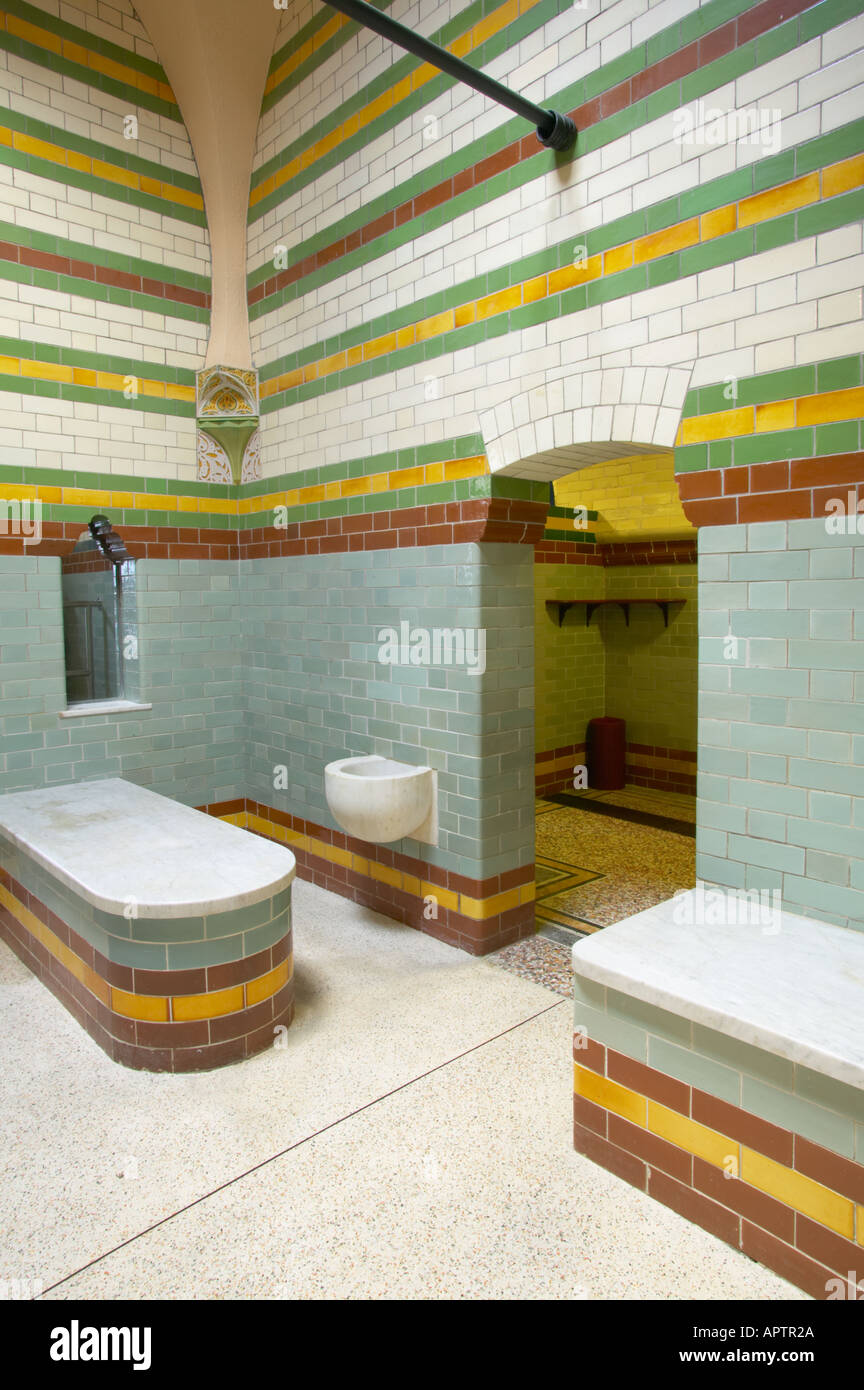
545 598 686 628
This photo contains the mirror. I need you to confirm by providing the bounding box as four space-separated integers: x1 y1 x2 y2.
60 517 136 706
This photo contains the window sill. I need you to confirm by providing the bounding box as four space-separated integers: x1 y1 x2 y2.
59 700 152 719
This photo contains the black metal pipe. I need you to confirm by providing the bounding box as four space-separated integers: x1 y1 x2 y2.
321 0 576 150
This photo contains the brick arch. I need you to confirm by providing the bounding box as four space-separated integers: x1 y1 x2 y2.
478 364 693 480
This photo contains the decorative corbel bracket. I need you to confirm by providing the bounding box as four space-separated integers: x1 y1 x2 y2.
195 365 261 484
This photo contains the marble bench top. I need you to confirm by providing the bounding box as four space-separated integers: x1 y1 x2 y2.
0 778 296 918
572 888 864 1089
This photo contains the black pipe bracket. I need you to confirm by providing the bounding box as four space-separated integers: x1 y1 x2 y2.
321 0 577 152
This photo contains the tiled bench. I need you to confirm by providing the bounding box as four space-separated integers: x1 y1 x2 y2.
0 779 296 1072
572 890 864 1300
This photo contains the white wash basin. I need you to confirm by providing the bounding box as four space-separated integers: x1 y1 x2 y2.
324 755 437 845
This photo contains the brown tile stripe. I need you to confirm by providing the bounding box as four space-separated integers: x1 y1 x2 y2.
236 497 547 557
535 539 696 565
535 741 586 795
204 797 535 956
535 741 696 796
677 452 864 526
59 551 112 574
0 499 547 559
573 1036 864 1299
0 241 211 309
0 521 238 561
534 540 602 565
248 0 821 304
0 865 293 1072
626 742 697 796
601 539 697 565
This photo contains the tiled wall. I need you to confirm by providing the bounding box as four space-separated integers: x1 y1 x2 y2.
248 0 864 480
0 0 208 481
534 559 604 762
698 518 864 931
0 556 244 807
243 542 535 883
534 554 697 790
0 0 861 957
604 562 698 753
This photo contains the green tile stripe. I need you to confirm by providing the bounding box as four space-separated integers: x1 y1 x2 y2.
674 425 864 475
0 259 209 324
0 109 206 227
0 463 230 499
257 136 864 408
240 473 545 528
2 335 197 385
0 435 498 506
263 0 399 112
675 353 864 474
3 0 170 81
0 218 210 291
239 478 478 530
681 352 864 417
0 150 205 229
0 373 194 417
33 502 233 531
248 0 859 233
239 432 488 497
0 0 180 121
0 106 200 191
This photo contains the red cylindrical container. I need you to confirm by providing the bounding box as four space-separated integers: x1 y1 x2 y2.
586 716 626 790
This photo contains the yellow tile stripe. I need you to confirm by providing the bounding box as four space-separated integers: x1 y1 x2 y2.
0 355 196 404
0 880 291 1022
0 881 110 1006
264 12 349 97
0 455 488 520
742 1147 854 1240
235 454 488 515
234 810 534 918
678 383 864 446
251 0 542 209
259 154 864 395
1 126 202 210
574 1063 858 1240
0 10 176 103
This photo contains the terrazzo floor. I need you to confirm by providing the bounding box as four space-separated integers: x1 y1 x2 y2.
0 877 804 1301
534 789 696 934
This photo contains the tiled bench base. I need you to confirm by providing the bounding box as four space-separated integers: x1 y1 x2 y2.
0 860 293 1073
0 781 296 1072
574 1038 864 1300
571 894 864 1299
